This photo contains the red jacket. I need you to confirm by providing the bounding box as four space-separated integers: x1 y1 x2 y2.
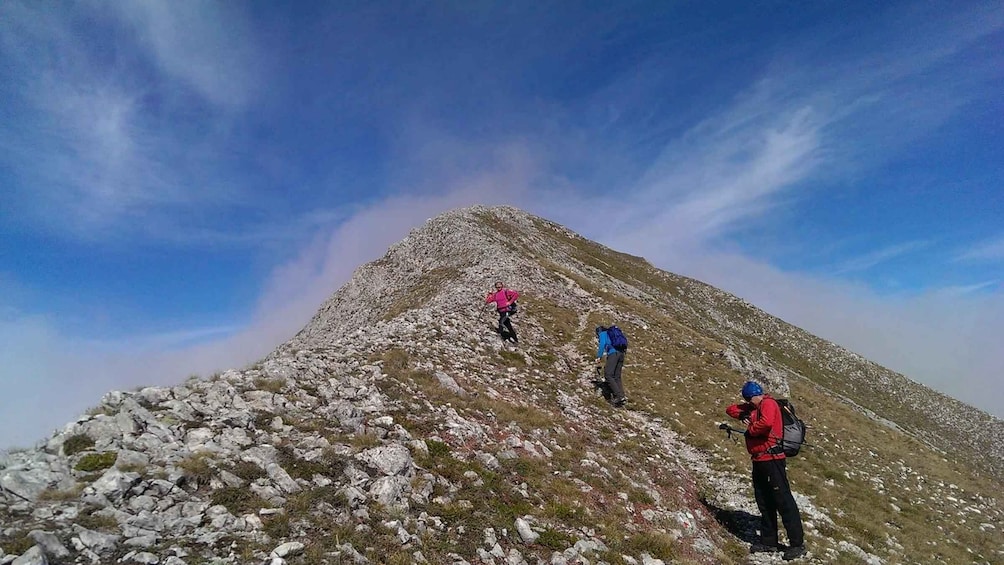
486 288 519 312
726 395 785 461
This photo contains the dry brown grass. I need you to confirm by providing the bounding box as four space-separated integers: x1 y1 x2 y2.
177 452 215 488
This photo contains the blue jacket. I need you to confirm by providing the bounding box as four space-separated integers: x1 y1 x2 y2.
597 331 615 358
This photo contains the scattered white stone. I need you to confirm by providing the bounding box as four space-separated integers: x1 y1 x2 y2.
270 542 305 558
11 546 47 565
27 531 69 560
131 553 159 565
514 518 538 544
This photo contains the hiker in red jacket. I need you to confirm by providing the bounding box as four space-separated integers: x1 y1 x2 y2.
485 281 519 343
726 381 807 561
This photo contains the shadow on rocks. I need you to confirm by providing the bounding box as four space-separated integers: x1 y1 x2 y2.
701 499 761 545
488 323 516 342
591 379 613 401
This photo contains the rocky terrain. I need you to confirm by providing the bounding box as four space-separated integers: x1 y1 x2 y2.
1 205 1001 565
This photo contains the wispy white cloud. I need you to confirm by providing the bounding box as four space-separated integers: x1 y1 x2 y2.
956 236 1004 263
832 241 928 275
108 1 258 109
538 6 1004 419
0 2 259 241
936 280 1001 296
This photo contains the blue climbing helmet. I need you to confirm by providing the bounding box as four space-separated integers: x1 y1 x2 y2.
741 381 764 401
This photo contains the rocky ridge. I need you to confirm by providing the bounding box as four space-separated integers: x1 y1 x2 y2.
1 205 1001 565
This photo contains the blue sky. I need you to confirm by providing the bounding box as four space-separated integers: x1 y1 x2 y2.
1 1 1002 447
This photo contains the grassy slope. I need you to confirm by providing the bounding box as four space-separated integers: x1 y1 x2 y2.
500 212 1002 564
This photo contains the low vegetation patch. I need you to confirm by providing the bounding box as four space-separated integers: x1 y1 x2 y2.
380 348 410 373
74 451 117 472
0 532 35 557
253 377 285 394
37 484 83 501
75 506 118 531
116 462 148 474
536 528 573 551
286 486 346 515
228 460 267 482
425 439 451 459
498 349 525 365
62 433 95 456
277 446 349 480
252 411 278 429
618 531 678 560
178 453 215 487
210 487 268 515
350 433 381 450
263 511 291 539
383 267 461 320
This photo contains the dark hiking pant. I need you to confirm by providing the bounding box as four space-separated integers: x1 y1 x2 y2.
497 311 517 341
603 351 625 401
752 459 804 548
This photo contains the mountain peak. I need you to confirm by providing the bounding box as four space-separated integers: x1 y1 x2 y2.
2 206 1001 565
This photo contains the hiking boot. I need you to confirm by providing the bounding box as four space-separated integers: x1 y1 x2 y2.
749 543 781 554
782 545 807 561
613 397 627 407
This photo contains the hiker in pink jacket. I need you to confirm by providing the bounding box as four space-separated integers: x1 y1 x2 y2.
485 281 519 343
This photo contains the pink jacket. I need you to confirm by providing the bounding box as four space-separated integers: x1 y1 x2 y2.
486 288 519 312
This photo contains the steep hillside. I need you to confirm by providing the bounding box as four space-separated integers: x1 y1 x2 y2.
2 205 1001 565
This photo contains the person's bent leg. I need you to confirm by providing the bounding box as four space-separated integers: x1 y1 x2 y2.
504 316 518 342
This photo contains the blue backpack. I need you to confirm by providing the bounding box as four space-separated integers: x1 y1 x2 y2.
606 326 628 352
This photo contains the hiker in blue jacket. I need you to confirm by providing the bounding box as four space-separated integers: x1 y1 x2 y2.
595 326 627 407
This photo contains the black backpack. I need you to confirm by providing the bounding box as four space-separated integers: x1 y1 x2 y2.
774 399 806 457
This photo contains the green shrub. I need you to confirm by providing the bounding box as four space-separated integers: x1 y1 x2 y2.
537 528 573 551
62 433 95 456
74 451 117 472
426 439 451 458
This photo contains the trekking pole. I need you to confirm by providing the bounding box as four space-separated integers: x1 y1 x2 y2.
718 423 745 441
719 423 815 449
